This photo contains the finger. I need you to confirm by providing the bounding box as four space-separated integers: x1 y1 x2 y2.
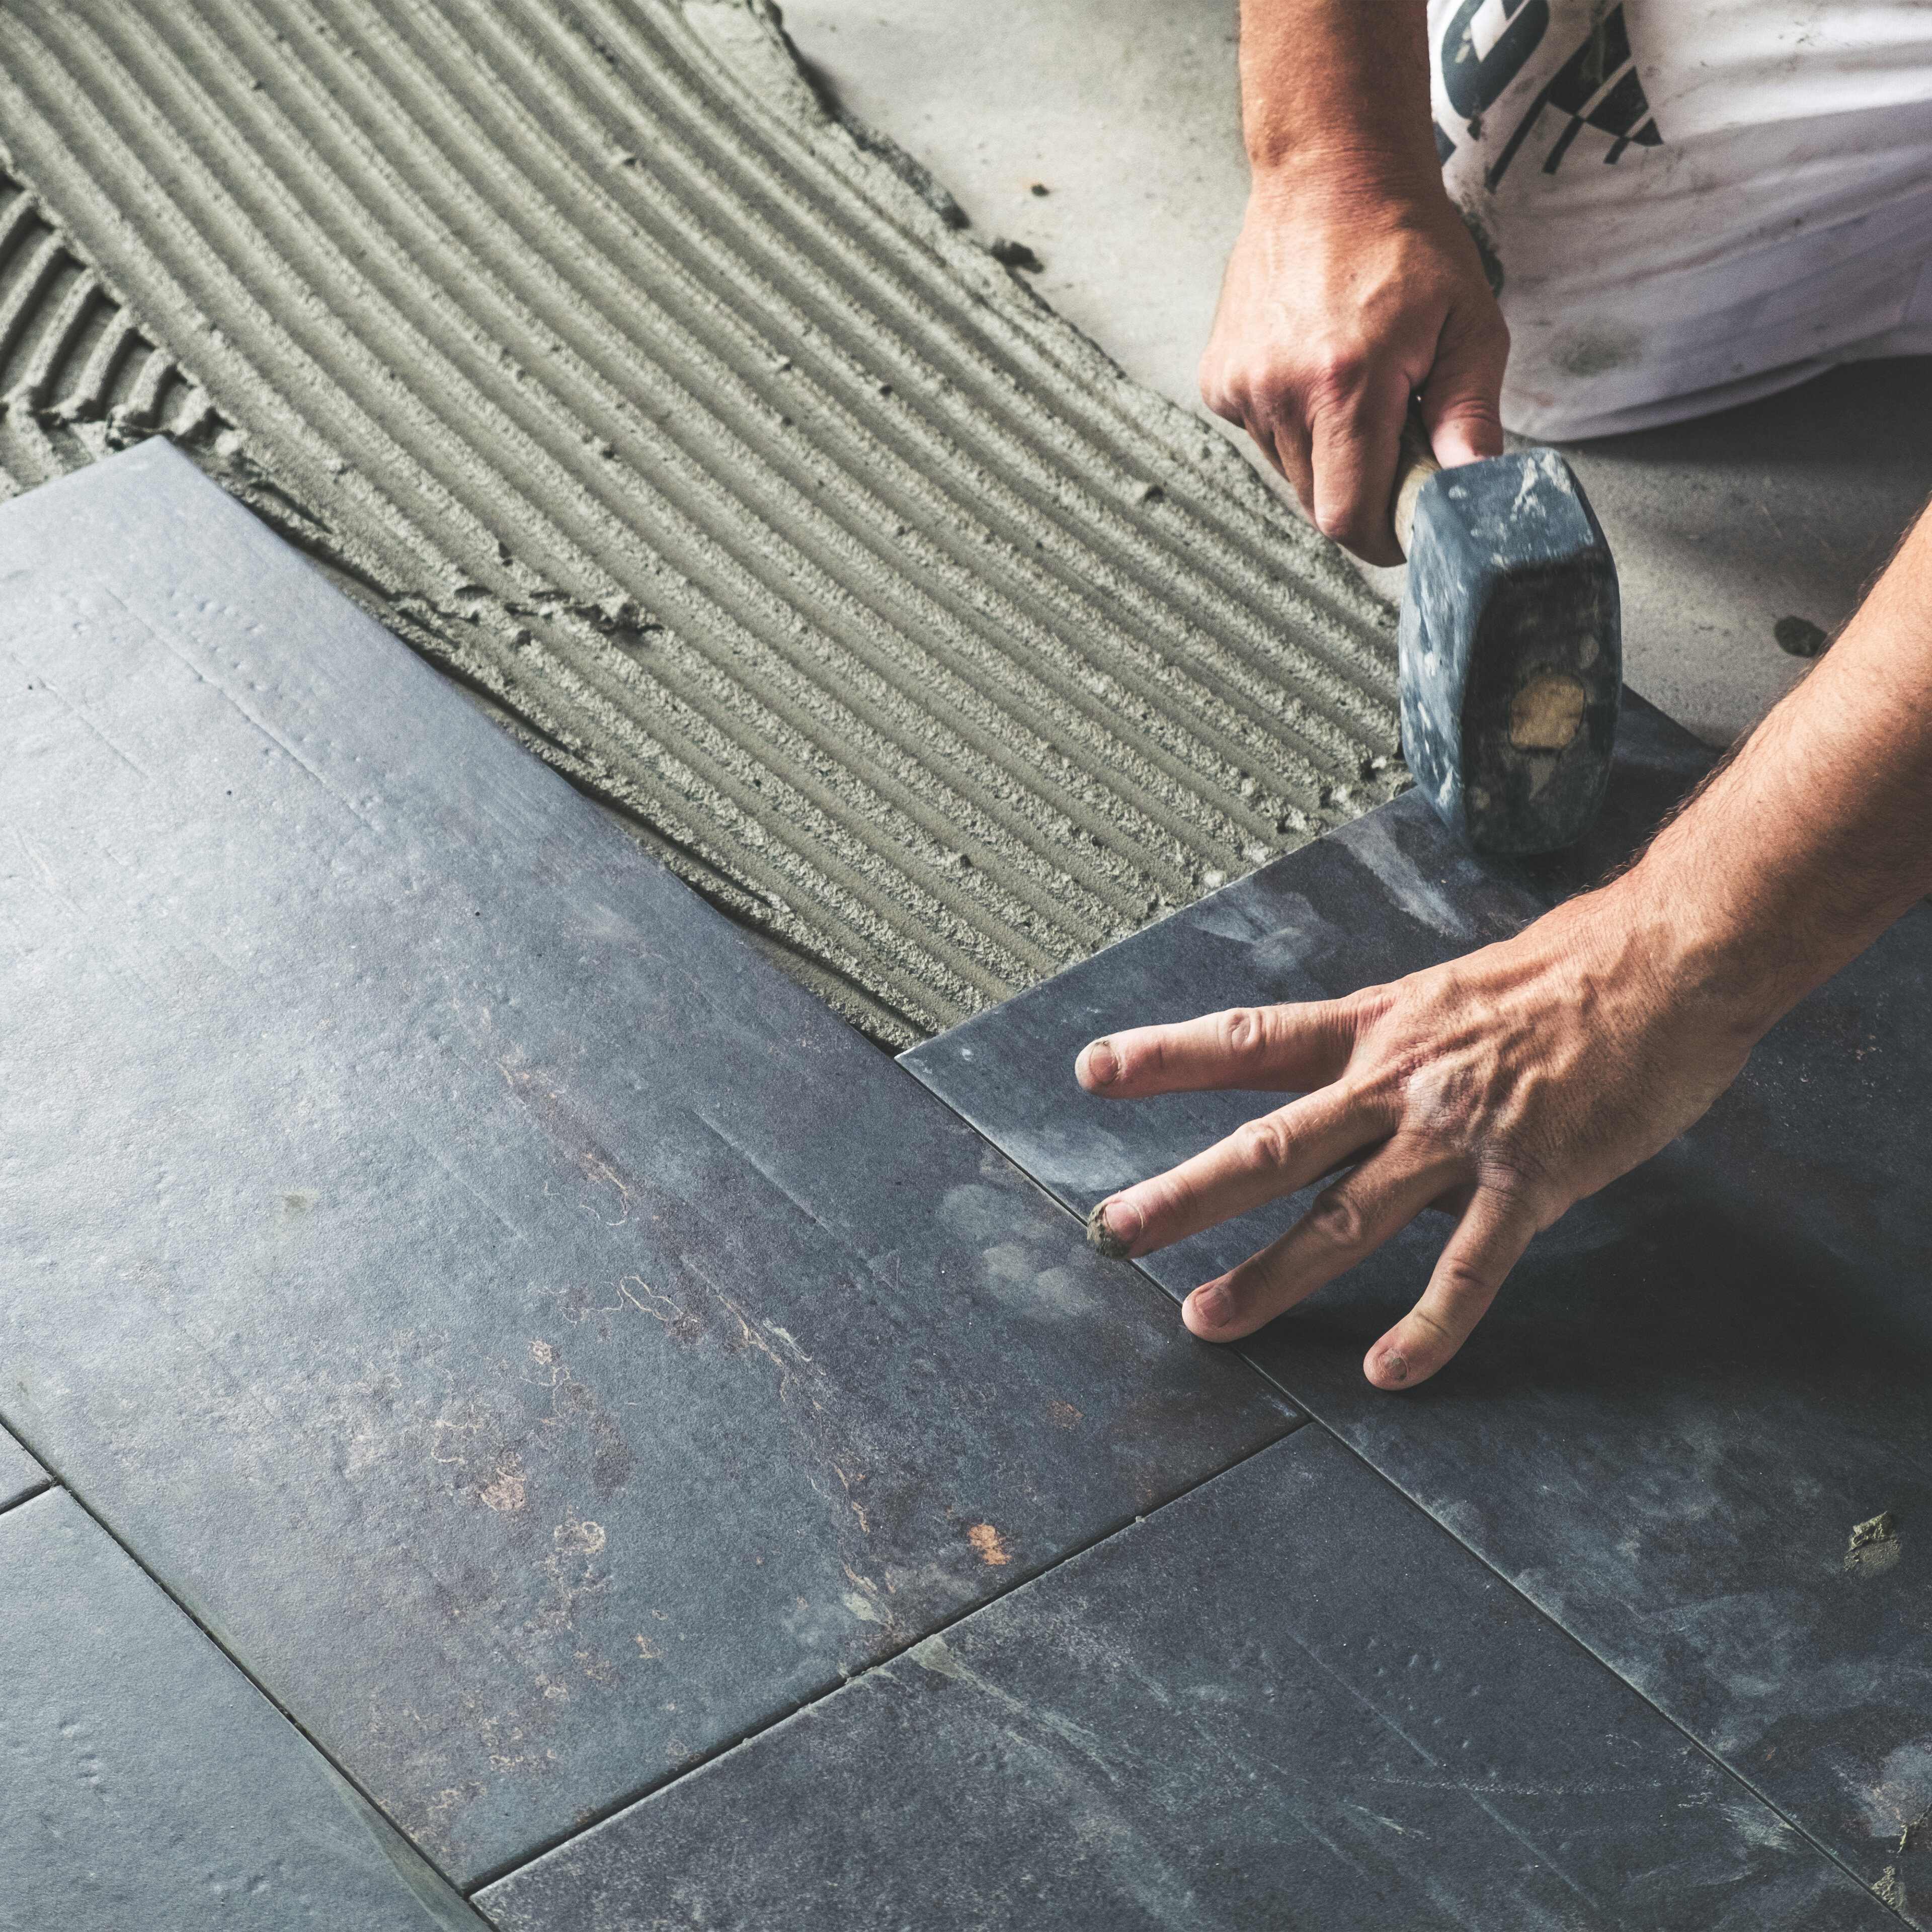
1195 353 1309 506
1196 344 1240 428
1306 358 1412 565
1182 1140 1465 1340
1088 1083 1394 1260
1076 1002 1357 1100
1267 416 1314 518
1417 303 1510 470
1363 1184 1540 1391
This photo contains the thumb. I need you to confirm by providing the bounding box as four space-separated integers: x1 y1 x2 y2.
1418 301 1509 470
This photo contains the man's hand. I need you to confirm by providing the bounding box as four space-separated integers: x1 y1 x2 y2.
1076 877 1749 1389
1210 1 1508 561
1200 172 1509 565
1076 494 1932 1390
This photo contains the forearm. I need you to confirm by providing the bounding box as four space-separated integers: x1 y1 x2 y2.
1240 0 1439 186
1612 501 1932 1037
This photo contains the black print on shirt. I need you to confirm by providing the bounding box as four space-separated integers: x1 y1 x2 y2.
1441 0 1551 122
1491 6 1661 183
1438 2 1663 186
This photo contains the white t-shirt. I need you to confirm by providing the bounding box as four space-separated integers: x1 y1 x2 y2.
1427 1 1932 438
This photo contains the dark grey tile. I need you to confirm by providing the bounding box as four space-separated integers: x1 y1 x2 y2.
0 1488 480 1931
0 444 1296 1885
901 709 1932 1916
903 693 1711 1213
478 1428 1885 1931
0 1422 49 1513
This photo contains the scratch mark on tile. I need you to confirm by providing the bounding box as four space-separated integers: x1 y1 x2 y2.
688 1101 834 1236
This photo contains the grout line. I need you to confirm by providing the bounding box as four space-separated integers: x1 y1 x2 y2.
1277 1392 1900 1917
893 1082 1897 1917
0 1082 1310 1906
0 1476 58 1521
461 1417 1306 1897
1176 1286 1896 1915
18 1076 1878 1913
6 1445 490 1924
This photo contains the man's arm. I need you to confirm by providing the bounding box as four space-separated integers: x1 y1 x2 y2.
1200 0 1508 561
1078 503 1932 1388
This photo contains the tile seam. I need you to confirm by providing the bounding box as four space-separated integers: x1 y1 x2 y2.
454 1116 1310 1892
1271 1398 1902 1919
0 1445 490 1922
889 1055 1900 1916
0 1476 57 1521
458 1415 1309 1898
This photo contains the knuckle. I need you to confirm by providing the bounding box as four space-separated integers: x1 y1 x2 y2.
1198 370 1240 423
1314 502 1358 543
1342 983 1396 1028
1130 1174 1180 1231
1126 1030 1179 1085
1259 392 1311 449
1407 1304 1468 1352
1218 1006 1273 1062
1444 301 1511 360
1233 1111 1294 1174
1477 1155 1549 1208
1327 1076 1386 1126
1308 1183 1371 1252
1430 1258 1494 1312
1304 346 1371 411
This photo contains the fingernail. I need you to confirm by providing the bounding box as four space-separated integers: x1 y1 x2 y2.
1188 1281 1231 1329
1085 1195 1141 1259
1079 1039 1118 1087
1378 1349 1409 1385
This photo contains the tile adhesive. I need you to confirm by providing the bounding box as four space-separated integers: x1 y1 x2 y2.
0 0 1403 1045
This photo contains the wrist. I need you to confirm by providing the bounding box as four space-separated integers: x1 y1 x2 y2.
1585 860 1801 1053
1247 146 1450 215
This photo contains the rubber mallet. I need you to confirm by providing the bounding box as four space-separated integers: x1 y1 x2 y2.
1391 423 1621 855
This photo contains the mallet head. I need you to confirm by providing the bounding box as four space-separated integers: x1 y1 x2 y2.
1398 448 1621 855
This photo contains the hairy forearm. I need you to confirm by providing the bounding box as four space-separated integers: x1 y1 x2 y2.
1617 502 1932 1035
1240 0 1438 183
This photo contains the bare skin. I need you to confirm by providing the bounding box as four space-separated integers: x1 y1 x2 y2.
1079 503 1932 1388
1171 0 1932 1382
1199 0 1506 561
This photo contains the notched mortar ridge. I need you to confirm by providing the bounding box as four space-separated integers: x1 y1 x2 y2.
0 2 1405 1050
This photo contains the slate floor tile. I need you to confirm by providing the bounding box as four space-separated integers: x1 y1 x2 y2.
0 1422 49 1513
0 444 1296 1885
0 1488 480 1931
901 707 1932 1920
477 1427 1886 1931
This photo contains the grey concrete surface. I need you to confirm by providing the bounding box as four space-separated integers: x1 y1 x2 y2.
1546 362 1932 746
780 0 1932 747
0 1423 49 1514
779 0 1246 432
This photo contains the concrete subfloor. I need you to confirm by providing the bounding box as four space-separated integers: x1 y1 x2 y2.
781 0 1932 747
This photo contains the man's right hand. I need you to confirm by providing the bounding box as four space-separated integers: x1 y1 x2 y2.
1199 167 1510 566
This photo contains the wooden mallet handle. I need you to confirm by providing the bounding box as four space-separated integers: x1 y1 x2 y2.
1390 411 1441 561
